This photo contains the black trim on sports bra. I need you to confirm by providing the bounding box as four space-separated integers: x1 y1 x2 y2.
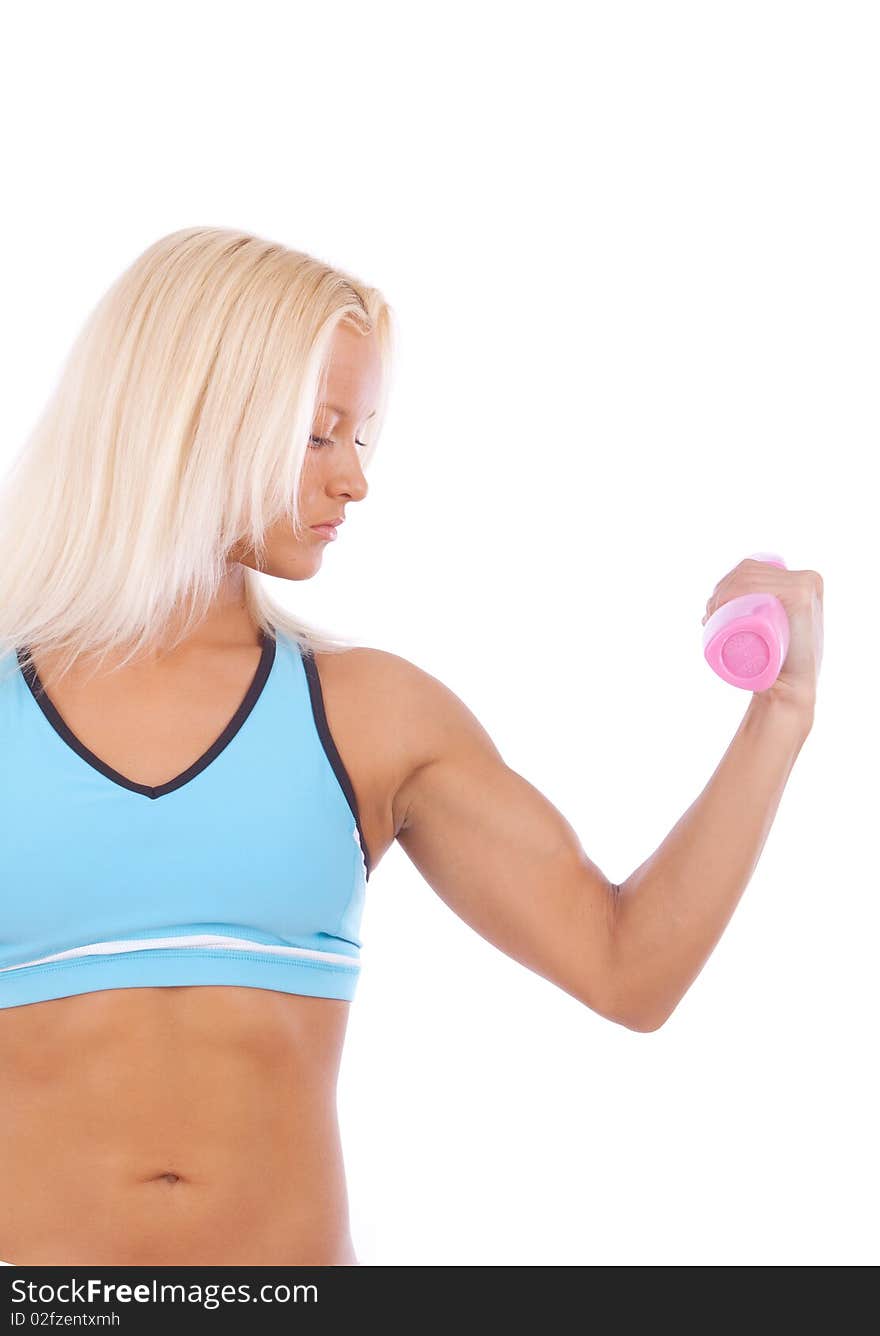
301 649 372 883
15 629 277 801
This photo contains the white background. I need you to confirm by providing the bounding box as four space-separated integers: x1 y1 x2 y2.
2 1 877 1266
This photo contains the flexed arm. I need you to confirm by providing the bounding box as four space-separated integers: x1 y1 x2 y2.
389 563 822 1032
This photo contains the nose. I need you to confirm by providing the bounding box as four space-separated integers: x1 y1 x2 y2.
329 444 369 504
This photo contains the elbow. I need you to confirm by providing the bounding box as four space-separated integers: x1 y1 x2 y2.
607 999 671 1032
600 883 672 1033
614 988 675 1034
581 986 671 1033
621 1008 670 1034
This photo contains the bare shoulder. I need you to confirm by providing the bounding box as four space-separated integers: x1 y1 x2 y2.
312 645 498 838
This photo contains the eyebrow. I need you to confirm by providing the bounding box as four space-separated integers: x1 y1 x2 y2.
318 403 378 419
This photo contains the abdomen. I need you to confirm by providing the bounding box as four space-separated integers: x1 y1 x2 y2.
0 986 356 1265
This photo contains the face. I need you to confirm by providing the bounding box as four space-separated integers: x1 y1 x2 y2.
230 320 382 580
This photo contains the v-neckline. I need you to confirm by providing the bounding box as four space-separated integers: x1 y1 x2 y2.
15 629 277 800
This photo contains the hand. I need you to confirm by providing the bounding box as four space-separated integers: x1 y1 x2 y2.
701 558 824 712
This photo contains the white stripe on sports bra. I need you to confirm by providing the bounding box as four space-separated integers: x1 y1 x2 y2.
0 934 361 973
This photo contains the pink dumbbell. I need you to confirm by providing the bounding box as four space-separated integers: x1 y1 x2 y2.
703 552 790 692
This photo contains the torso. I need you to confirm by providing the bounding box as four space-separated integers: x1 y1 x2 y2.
0 638 409 1266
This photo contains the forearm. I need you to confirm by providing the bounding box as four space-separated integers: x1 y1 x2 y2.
610 692 814 1031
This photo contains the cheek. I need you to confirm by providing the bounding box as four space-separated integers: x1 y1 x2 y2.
297 462 320 504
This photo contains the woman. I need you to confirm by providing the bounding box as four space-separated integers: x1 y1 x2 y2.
0 227 822 1266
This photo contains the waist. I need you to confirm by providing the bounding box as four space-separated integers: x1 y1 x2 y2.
0 986 354 1265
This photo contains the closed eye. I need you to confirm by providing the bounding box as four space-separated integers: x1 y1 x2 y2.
310 435 368 449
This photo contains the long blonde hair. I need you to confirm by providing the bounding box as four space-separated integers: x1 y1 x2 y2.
0 226 395 689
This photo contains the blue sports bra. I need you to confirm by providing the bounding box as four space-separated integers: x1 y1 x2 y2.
0 627 371 1010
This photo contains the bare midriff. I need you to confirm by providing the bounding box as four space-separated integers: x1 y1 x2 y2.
0 985 357 1266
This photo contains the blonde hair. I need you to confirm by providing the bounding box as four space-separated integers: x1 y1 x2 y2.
0 226 395 690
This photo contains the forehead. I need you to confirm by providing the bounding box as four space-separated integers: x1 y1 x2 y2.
318 322 383 417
